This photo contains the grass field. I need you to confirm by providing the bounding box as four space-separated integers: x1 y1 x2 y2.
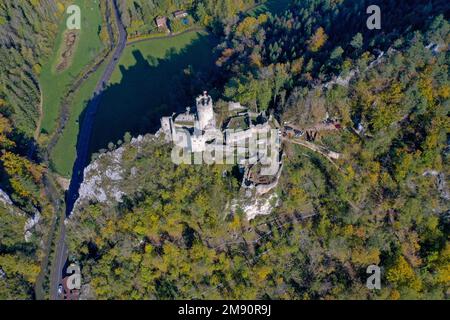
50 64 107 177
39 0 105 136
88 30 217 158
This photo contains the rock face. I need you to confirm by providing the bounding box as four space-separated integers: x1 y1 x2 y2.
75 145 125 209
0 187 41 242
232 191 280 221
323 50 384 89
77 162 107 203
24 212 40 242
423 170 449 200
72 135 156 214
0 188 13 206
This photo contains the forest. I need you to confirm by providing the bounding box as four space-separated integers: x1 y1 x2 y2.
118 0 260 36
0 0 67 299
66 0 450 299
0 0 448 301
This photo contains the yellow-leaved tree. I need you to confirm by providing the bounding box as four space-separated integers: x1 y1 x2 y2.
386 256 422 292
308 27 328 52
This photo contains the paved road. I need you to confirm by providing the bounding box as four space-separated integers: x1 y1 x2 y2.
51 0 127 300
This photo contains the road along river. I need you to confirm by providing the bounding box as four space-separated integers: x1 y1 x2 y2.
51 0 127 300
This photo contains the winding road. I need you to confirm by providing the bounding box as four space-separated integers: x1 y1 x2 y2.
50 0 127 300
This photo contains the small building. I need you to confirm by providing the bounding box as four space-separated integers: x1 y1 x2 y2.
173 10 188 19
155 16 168 29
62 276 80 300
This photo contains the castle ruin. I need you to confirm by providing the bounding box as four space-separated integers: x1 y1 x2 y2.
159 92 283 195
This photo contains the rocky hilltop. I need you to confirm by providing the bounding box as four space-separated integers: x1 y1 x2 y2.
70 133 279 221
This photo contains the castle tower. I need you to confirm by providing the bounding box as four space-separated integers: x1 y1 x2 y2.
196 91 215 130
160 116 174 141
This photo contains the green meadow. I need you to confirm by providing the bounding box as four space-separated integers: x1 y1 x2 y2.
39 0 105 136
50 64 107 177
88 30 217 158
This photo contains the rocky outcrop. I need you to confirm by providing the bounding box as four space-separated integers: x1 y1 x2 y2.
0 187 41 242
423 170 449 201
72 135 156 214
323 50 385 89
75 145 125 208
0 188 13 206
24 212 40 242
231 191 280 221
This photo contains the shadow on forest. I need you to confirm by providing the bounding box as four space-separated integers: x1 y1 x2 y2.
79 34 219 160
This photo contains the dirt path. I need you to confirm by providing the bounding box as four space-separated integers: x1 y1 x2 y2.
283 136 342 169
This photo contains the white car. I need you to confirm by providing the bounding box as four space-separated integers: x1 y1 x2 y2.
57 284 63 295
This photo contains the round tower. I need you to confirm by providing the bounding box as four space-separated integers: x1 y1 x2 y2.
196 91 215 130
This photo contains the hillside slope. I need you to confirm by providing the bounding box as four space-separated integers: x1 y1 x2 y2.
0 0 64 299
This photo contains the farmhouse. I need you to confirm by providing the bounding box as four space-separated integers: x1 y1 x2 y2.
173 10 188 19
155 16 168 29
